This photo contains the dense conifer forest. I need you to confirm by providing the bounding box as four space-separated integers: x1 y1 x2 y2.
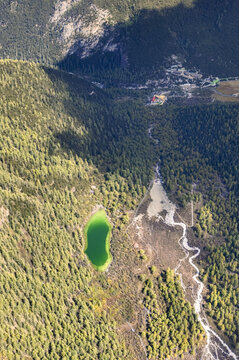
0 60 205 359
152 104 239 349
140 268 204 359
1 0 239 354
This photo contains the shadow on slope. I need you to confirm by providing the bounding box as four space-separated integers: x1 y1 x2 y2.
43 67 155 186
58 0 239 78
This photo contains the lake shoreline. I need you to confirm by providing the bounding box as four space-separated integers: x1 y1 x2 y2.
84 209 112 271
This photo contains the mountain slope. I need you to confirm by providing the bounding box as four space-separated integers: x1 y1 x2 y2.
1 0 239 80
0 59 152 359
0 59 205 359
152 103 239 350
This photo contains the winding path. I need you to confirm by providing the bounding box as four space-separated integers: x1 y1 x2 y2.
214 89 239 98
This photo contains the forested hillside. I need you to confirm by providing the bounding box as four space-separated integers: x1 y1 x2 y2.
1 0 239 81
0 0 193 65
140 268 204 359
0 59 153 359
0 0 60 63
1 1 239 359
0 59 205 359
152 103 239 349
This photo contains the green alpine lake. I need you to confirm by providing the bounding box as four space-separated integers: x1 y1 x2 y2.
84 210 112 271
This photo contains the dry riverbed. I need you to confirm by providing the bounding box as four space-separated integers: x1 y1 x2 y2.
129 181 200 304
127 174 238 360
126 181 202 359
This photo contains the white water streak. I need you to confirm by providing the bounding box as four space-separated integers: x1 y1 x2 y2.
152 166 238 360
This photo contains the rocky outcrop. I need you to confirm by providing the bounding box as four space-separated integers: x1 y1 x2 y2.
50 1 118 58
0 206 9 228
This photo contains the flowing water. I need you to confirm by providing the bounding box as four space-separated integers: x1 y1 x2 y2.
147 165 238 360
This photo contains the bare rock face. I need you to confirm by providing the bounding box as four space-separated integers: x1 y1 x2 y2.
0 206 9 228
50 0 80 24
50 0 117 58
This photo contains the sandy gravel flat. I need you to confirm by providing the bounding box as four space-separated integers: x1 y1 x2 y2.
147 180 173 218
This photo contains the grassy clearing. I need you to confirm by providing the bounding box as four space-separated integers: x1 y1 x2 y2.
214 80 239 103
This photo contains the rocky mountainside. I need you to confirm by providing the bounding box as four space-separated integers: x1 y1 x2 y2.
1 0 239 79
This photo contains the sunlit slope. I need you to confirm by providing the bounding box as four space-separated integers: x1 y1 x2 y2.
0 59 154 359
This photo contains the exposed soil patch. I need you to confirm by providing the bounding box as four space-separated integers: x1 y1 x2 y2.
0 206 9 228
213 80 239 102
129 178 204 305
